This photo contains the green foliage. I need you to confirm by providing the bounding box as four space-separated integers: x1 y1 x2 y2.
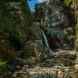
0 59 8 72
0 0 19 2
64 0 72 6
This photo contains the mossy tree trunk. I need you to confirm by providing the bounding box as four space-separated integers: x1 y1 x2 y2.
75 0 78 64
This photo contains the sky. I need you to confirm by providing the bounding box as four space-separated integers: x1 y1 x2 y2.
27 0 48 12
38 0 48 3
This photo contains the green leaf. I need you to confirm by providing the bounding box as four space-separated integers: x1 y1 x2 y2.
0 59 7 66
64 0 72 6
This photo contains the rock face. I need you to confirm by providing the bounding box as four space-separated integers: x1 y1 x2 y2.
34 0 76 51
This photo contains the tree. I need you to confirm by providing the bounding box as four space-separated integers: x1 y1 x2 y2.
0 0 33 61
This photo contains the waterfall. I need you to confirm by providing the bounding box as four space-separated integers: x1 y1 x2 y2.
41 30 54 55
